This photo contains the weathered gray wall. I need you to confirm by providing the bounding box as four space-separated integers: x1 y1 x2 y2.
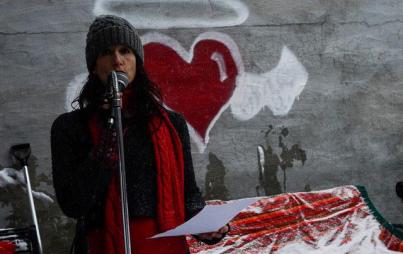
2 1 403 253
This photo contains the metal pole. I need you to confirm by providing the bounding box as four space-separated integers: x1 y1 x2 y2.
111 71 132 254
22 165 43 254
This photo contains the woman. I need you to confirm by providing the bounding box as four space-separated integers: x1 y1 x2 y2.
51 15 228 254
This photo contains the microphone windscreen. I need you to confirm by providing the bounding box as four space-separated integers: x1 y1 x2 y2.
116 71 129 92
107 71 129 92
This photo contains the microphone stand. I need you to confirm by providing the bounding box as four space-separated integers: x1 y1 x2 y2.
110 71 132 254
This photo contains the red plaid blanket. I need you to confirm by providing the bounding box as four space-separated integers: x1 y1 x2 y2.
187 186 403 253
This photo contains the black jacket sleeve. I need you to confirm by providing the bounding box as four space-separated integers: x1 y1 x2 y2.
170 113 228 245
168 112 206 219
51 111 112 219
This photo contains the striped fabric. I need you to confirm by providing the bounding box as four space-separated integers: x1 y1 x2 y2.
187 186 403 253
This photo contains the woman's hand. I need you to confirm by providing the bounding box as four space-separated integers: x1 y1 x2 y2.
197 224 230 241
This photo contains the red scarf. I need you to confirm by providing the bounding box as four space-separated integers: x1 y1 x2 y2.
87 110 187 254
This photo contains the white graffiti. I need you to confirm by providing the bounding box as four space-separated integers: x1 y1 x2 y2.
65 73 87 111
231 46 308 119
0 167 54 204
64 33 308 153
93 0 249 29
211 52 228 82
257 145 265 177
0 168 24 187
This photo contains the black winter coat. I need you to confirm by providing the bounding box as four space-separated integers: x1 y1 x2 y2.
51 108 205 251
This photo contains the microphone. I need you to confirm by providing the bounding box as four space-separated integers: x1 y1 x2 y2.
103 71 129 101
108 71 129 93
104 71 129 127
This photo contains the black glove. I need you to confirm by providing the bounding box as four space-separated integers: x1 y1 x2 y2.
193 223 230 245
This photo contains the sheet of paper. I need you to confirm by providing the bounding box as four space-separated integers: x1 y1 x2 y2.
151 197 260 238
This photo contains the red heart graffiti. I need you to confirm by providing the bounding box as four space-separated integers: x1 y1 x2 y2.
144 39 238 143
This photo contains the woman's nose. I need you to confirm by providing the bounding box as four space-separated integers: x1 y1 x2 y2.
113 51 123 65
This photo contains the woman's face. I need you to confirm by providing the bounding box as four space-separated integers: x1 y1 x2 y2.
93 45 137 85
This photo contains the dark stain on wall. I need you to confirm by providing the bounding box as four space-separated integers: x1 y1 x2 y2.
204 152 229 201
257 126 307 196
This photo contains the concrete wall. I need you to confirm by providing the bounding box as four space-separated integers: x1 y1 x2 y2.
1 0 403 252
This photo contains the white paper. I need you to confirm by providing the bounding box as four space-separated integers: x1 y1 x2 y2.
151 197 260 238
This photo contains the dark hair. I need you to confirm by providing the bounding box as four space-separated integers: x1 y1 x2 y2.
72 54 164 123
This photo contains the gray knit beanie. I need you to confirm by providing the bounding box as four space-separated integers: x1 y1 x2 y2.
85 15 144 72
